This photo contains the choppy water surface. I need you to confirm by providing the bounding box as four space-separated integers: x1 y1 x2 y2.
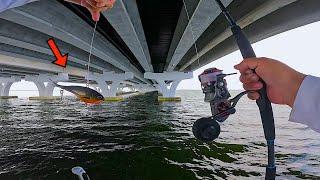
0 90 319 180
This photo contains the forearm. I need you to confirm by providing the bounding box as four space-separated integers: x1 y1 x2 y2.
289 75 320 132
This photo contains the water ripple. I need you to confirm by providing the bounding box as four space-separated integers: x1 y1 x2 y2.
0 91 319 179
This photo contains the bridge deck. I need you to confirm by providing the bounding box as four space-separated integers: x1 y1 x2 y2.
0 0 319 86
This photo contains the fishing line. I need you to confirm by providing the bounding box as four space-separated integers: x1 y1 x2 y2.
182 0 201 68
86 21 98 88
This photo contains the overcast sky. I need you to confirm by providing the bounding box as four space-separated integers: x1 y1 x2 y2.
178 21 320 90
9 21 320 97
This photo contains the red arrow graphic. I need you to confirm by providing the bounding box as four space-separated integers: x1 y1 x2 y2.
47 38 68 68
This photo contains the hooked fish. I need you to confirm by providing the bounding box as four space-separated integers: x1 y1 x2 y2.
52 82 104 104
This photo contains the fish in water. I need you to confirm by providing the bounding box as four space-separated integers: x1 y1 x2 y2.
52 82 104 104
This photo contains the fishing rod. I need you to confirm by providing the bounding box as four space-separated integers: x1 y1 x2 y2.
192 1 276 179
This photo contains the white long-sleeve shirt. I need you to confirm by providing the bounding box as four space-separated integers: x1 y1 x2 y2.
0 0 37 13
289 75 320 132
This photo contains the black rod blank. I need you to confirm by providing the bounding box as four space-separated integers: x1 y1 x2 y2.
214 0 276 179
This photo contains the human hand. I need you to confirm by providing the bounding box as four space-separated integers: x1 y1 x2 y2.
81 0 115 21
234 57 306 107
66 0 116 21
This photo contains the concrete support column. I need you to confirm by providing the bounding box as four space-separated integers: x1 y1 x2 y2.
135 84 156 94
144 72 193 101
0 84 3 96
0 77 21 99
2 82 14 96
25 73 69 100
96 79 121 97
33 81 55 97
86 71 134 100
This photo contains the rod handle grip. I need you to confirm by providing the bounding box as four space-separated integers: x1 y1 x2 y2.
231 25 275 140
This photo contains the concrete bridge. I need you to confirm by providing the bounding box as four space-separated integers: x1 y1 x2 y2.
0 0 319 100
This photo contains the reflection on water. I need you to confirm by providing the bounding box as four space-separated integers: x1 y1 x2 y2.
0 91 319 179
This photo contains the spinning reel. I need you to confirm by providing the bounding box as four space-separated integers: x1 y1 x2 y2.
193 68 250 142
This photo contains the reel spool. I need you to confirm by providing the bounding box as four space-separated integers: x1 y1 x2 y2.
192 117 221 142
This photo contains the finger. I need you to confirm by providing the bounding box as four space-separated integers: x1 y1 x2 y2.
93 0 112 8
239 73 259 83
247 92 260 100
244 69 254 75
95 0 115 7
81 0 101 21
94 2 114 14
85 0 100 8
107 0 116 8
96 1 106 7
243 82 263 91
234 58 260 74
81 0 95 12
91 11 100 21
107 0 116 5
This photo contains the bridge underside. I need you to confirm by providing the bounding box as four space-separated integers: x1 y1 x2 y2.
0 0 319 96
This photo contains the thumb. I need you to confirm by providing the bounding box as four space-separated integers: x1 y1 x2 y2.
91 11 100 22
234 58 259 73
